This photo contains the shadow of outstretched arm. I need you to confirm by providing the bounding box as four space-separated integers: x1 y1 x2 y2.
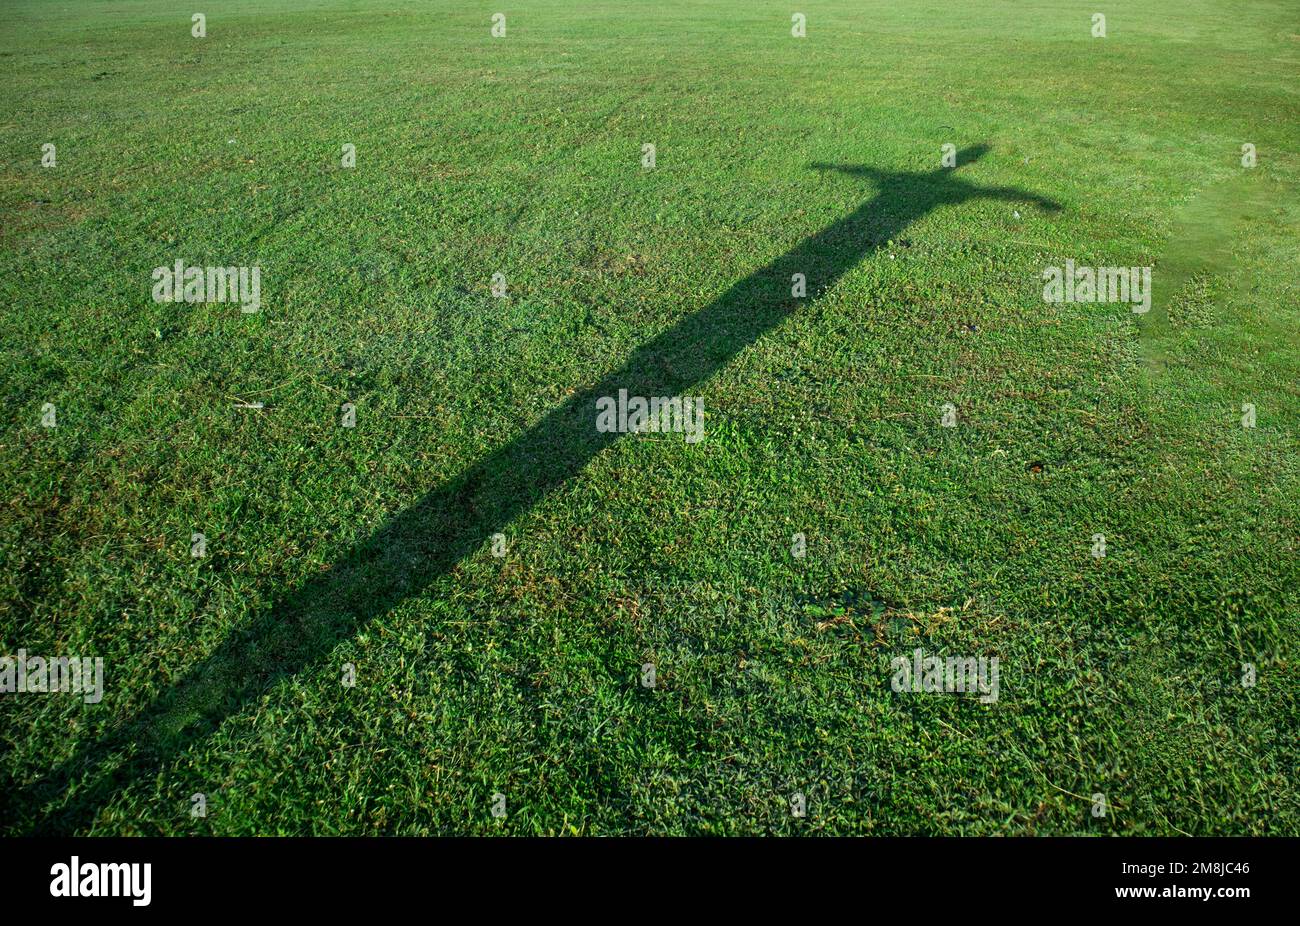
974 184 1063 212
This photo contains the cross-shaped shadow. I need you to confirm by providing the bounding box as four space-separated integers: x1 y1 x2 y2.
809 146 1062 216
6 144 1060 833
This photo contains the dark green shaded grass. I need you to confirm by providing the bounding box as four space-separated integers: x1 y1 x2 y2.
1 0 1297 834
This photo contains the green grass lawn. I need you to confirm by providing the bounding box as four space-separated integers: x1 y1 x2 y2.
1 0 1297 835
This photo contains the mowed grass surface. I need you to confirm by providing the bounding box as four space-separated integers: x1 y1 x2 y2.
1 0 1297 834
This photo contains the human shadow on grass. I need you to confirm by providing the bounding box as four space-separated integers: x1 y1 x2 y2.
8 144 1060 833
